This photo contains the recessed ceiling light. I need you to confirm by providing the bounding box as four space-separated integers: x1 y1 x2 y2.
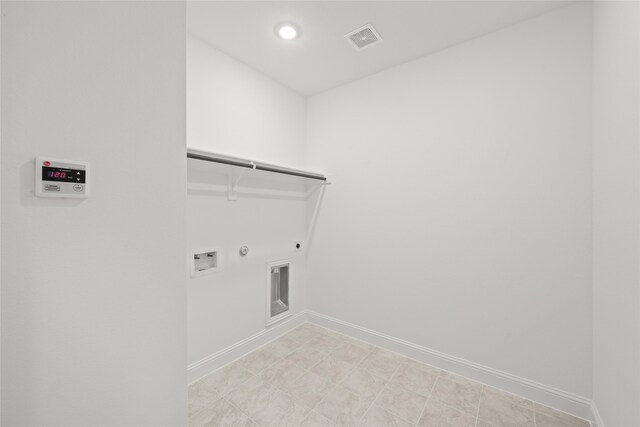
275 23 300 41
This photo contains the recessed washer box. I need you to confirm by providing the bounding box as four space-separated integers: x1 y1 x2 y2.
191 247 221 277
35 156 89 198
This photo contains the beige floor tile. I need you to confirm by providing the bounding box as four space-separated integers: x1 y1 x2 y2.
316 327 346 338
286 342 332 370
285 371 335 408
284 326 322 344
341 366 388 404
403 358 441 376
534 404 590 427
308 333 345 349
335 333 370 349
374 381 428 424
311 354 356 384
202 363 254 396
389 361 439 396
236 347 282 375
331 339 355 353
478 402 532 427
340 337 376 352
193 326 589 427
315 385 371 427
360 351 403 381
477 386 534 427
260 358 308 390
417 399 476 427
188 381 220 416
482 386 532 408
330 342 371 365
249 391 312 427
360 405 414 427
430 372 482 415
226 376 282 417
370 347 408 362
300 322 329 335
300 410 338 427
262 336 302 359
189 397 253 427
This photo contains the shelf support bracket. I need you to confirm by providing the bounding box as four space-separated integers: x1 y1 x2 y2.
305 182 327 252
305 180 332 198
227 163 255 201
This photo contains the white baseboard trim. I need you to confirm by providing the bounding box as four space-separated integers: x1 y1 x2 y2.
186 309 593 422
306 310 593 421
590 401 605 427
187 310 309 384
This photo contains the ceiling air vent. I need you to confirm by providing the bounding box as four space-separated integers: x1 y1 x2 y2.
345 24 382 51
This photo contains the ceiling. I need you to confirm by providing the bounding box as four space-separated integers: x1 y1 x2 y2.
187 1 571 96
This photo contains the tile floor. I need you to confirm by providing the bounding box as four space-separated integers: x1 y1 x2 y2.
189 323 590 427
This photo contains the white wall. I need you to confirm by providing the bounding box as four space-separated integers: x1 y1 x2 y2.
592 2 640 426
187 35 308 372
306 3 593 398
1 2 187 425
188 35 306 169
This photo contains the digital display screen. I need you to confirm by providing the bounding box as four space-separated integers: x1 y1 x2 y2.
42 166 86 183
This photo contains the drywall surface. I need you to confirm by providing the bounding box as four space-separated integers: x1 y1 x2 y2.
187 34 307 169
306 4 593 397
592 1 640 425
1 2 187 425
187 36 308 368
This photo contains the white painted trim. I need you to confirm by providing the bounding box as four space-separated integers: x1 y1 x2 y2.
306 310 593 421
187 310 308 384
187 309 594 422
590 401 605 427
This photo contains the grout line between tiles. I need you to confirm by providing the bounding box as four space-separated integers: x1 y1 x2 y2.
191 326 360 426
219 393 261 426
355 362 403 426
381 366 426 426
474 384 484 427
413 369 442 427
210 331 319 426
194 323 589 427
533 403 591 426
300 346 366 422
260 332 357 424
309 321 566 424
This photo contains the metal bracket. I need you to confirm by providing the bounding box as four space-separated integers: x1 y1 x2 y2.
227 163 255 201
305 179 331 198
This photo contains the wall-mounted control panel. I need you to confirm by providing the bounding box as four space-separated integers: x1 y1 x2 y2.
35 157 89 198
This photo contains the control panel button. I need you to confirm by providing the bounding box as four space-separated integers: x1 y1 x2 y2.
73 184 84 192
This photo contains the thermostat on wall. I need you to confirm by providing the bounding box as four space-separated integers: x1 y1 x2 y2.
35 157 89 198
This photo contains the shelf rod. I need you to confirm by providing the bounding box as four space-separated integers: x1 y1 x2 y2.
253 164 326 181
187 150 327 182
187 152 254 169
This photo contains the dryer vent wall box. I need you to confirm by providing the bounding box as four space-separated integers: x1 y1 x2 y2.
35 157 89 198
266 259 292 326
